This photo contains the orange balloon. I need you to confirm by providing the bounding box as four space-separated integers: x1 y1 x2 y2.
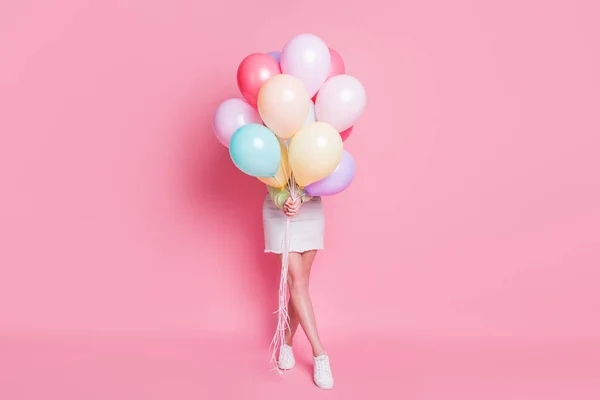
258 74 311 139
288 122 343 187
258 140 291 188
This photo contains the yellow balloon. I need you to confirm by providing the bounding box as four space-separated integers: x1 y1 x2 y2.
258 140 291 188
288 122 343 187
258 74 311 139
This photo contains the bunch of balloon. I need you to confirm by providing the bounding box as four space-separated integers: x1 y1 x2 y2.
212 33 366 371
213 33 365 196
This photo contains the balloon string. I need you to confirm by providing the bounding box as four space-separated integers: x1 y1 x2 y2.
269 195 292 374
269 165 298 374
273 175 284 190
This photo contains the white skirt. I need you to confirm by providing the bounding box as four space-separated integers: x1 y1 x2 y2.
263 195 325 254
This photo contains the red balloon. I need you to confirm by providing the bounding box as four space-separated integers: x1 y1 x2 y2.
312 49 345 103
237 53 281 107
340 126 353 141
327 48 345 80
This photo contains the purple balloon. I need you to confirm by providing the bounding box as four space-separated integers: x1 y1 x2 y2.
267 51 281 64
213 98 263 148
305 150 355 196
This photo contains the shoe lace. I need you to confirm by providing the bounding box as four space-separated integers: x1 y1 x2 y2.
315 357 332 378
279 347 292 363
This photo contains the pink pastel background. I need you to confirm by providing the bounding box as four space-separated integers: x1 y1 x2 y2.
1 0 599 398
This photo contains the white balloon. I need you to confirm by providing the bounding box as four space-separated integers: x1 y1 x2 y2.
280 34 331 98
315 75 366 132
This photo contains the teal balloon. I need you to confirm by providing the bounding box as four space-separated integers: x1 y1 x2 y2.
229 124 281 178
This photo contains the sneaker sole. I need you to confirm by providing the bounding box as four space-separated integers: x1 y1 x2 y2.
315 380 334 390
278 361 295 370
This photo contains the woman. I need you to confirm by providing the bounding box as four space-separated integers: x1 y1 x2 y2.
263 180 334 390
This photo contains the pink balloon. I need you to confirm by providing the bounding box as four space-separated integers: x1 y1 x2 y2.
327 48 346 79
213 98 263 147
340 126 353 142
312 49 345 102
237 53 281 107
280 34 331 98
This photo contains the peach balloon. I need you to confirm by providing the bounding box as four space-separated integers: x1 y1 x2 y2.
288 122 343 187
258 140 291 188
257 74 311 139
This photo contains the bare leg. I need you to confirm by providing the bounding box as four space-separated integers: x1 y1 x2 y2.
285 300 299 346
286 251 325 356
276 255 298 346
282 251 316 346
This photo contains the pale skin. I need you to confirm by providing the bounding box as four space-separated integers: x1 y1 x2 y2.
278 196 326 357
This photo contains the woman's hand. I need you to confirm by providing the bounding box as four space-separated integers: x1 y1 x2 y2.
283 197 302 217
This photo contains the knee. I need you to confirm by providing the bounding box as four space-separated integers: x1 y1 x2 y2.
289 271 309 292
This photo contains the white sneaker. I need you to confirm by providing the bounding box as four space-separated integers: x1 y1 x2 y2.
278 344 295 370
313 354 334 390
